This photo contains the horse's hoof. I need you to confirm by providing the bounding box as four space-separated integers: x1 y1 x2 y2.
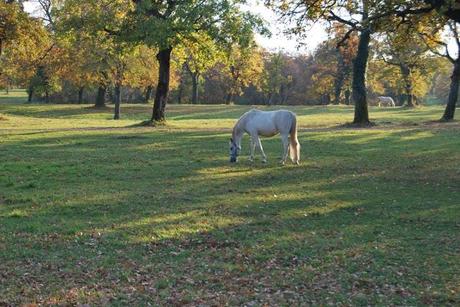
262 159 268 164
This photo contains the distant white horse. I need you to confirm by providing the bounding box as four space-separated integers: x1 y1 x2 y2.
229 109 300 165
377 96 396 107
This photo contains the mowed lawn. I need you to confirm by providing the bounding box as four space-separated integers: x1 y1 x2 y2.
1 94 459 305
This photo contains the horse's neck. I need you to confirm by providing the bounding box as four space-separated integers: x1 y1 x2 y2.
232 122 244 146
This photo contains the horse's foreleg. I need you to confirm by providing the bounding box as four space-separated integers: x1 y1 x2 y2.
280 134 289 165
254 136 267 163
249 136 255 162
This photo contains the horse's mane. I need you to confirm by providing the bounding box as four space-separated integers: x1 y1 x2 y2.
232 111 249 140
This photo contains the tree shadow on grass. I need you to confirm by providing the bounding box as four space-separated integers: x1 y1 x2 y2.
0 127 459 305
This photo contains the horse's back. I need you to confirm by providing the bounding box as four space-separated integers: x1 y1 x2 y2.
377 96 395 104
242 109 295 136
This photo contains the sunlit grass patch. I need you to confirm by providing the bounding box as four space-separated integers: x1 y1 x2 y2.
2 209 30 218
0 98 459 305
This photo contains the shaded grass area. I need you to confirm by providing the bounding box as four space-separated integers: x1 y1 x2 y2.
0 100 459 305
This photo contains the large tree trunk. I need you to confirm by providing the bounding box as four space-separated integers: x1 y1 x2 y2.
441 59 460 121
352 27 371 125
151 47 172 122
114 83 121 120
400 64 416 107
95 85 106 107
191 72 199 105
144 85 153 103
78 86 84 104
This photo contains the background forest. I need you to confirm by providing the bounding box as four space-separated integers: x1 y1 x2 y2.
0 0 457 111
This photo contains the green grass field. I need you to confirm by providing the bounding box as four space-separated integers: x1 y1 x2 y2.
1 94 459 305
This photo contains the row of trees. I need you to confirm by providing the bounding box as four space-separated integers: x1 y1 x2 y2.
1 0 459 123
269 0 460 123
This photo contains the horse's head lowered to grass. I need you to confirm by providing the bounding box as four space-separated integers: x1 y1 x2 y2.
229 138 240 163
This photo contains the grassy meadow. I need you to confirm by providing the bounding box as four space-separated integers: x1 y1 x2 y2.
0 92 459 305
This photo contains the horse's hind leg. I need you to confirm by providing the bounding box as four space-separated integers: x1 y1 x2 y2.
280 134 289 165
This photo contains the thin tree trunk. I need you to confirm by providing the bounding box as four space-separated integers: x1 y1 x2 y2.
280 84 289 105
152 47 172 122
177 81 183 104
95 85 106 107
144 85 153 103
114 83 121 120
177 63 187 104
267 93 273 105
281 91 289 105
225 93 233 105
191 73 199 105
27 86 33 102
400 64 416 107
352 27 371 125
78 86 84 104
441 60 460 121
344 89 351 105
334 53 346 104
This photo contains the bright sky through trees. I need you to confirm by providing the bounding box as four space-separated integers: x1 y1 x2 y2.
242 0 328 53
21 0 460 56
23 0 328 54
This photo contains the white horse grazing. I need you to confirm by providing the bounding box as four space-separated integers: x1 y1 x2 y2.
229 109 300 165
377 96 396 107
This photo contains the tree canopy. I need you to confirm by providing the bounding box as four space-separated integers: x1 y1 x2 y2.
0 0 458 121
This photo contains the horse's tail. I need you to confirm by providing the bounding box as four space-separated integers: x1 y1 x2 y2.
289 113 300 164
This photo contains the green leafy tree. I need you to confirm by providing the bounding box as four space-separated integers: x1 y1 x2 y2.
262 51 292 105
223 43 264 104
376 16 439 107
129 0 266 123
175 34 224 104
56 0 135 118
267 0 447 124
124 44 159 103
0 0 28 55
0 12 52 101
309 41 337 104
420 19 460 120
